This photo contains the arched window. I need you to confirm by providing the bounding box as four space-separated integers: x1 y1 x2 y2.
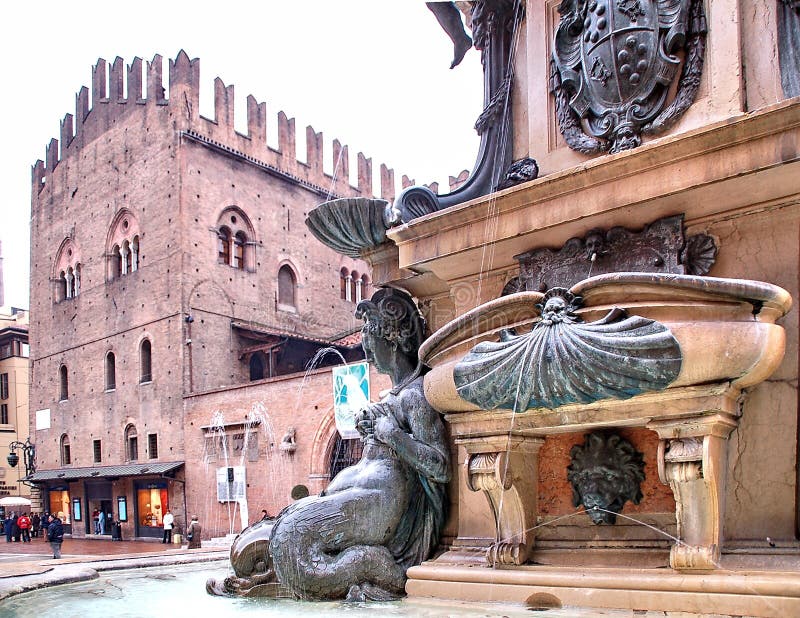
249 352 266 381
234 232 246 269
340 268 349 300
218 227 232 265
360 274 370 301
60 434 71 465
112 244 122 279
328 435 363 480
277 265 297 309
105 352 116 391
59 271 68 303
131 236 140 272
59 365 69 401
54 238 82 302
140 340 152 383
105 209 141 282
125 424 138 461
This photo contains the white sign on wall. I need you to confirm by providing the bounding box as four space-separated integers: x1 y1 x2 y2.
216 466 246 502
35 408 51 430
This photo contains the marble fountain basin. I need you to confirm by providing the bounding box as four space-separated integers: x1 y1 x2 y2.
421 273 792 416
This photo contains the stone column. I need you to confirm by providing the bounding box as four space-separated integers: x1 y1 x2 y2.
120 244 129 275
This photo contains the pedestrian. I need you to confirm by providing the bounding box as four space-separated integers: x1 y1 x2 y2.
3 513 13 542
186 515 202 549
12 514 21 542
48 512 64 559
98 510 106 535
31 512 40 538
17 513 31 543
42 512 50 541
92 508 99 534
161 509 174 544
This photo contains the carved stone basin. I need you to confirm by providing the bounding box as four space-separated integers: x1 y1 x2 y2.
417 273 791 572
422 273 791 414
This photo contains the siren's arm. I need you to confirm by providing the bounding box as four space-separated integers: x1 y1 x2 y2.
373 384 450 484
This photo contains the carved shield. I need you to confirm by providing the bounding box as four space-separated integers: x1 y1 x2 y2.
553 0 696 152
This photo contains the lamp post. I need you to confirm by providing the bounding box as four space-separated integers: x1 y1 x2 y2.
7 438 36 478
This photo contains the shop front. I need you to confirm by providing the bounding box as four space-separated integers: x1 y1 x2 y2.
26 461 184 539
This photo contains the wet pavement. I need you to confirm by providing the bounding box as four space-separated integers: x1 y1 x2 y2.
0 534 231 601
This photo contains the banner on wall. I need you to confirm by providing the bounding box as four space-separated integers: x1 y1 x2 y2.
332 362 369 439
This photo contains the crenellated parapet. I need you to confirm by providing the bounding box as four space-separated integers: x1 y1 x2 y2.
31 51 405 202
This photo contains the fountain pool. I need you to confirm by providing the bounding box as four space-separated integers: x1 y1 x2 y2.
0 561 623 617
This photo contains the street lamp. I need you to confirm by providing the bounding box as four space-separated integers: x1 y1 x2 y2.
7 438 36 477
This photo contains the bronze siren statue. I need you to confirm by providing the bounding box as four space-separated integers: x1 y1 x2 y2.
208 288 449 601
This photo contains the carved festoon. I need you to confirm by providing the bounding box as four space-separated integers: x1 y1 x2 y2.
508 215 717 292
551 0 708 154
453 288 682 412
567 432 645 524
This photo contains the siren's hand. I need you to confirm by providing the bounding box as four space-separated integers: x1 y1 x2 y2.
373 412 400 444
355 406 377 438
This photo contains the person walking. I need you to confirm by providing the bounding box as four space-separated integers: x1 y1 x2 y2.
92 508 100 534
186 515 202 549
41 512 50 541
17 513 31 543
3 513 13 542
161 509 174 544
31 512 40 538
48 513 64 559
98 510 106 535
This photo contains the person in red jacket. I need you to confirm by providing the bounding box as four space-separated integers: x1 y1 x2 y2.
17 513 31 543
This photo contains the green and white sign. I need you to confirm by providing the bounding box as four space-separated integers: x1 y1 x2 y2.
332 362 370 439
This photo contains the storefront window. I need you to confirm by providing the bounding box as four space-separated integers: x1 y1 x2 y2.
136 483 168 528
49 488 71 524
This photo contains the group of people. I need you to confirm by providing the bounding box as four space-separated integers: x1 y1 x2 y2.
2 511 65 558
3 511 39 542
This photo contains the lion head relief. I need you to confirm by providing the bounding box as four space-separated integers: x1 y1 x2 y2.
567 432 645 525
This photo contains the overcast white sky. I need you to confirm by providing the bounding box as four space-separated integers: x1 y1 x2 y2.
0 1 483 309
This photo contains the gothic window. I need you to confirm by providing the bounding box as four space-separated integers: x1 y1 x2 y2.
105 352 116 391
54 239 82 303
106 209 141 281
277 265 297 309
125 424 138 461
60 434 71 465
215 207 256 272
249 352 266 381
93 439 102 463
360 274 370 301
218 227 232 265
140 339 152 383
59 365 69 401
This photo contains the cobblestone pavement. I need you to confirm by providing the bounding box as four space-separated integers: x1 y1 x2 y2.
0 535 182 561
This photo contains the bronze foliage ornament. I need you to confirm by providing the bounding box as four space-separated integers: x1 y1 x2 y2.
567 432 646 524
453 288 682 412
551 0 708 154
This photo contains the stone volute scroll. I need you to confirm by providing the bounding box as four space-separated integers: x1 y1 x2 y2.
551 0 708 154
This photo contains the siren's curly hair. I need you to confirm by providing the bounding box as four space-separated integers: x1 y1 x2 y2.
355 287 426 358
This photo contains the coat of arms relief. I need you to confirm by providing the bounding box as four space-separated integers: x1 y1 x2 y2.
551 0 707 154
